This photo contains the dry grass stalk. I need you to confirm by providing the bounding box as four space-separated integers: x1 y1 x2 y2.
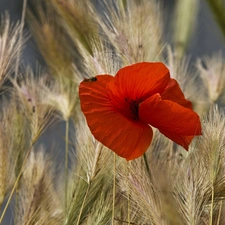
0 101 16 207
0 95 32 223
78 39 121 78
63 121 115 225
93 0 163 65
1 0 225 224
49 0 97 56
197 52 225 105
166 47 207 114
170 106 225 225
16 149 63 225
12 69 56 144
0 13 22 88
39 73 79 121
27 2 74 80
117 138 182 225
0 70 56 222
115 106 225 225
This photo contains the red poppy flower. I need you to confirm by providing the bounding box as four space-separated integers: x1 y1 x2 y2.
79 62 202 160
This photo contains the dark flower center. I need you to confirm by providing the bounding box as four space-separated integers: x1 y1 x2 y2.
125 98 139 120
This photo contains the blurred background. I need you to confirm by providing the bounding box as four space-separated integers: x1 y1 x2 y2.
0 0 225 69
0 0 225 224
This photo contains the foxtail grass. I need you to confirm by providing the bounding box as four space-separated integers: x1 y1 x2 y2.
1 1 225 225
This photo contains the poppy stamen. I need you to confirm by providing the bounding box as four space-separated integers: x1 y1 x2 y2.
129 100 139 120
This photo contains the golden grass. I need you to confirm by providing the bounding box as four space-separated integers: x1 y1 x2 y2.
0 0 225 224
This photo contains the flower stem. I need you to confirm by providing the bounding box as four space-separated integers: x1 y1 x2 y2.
143 153 151 180
127 161 130 225
112 153 116 225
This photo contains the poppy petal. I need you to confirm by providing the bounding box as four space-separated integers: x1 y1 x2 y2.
139 94 202 136
158 130 194 150
79 75 153 160
107 62 170 102
161 79 192 109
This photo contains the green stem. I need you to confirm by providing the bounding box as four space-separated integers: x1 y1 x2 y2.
76 182 91 225
143 153 151 180
127 162 130 225
112 153 116 225
205 0 225 40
